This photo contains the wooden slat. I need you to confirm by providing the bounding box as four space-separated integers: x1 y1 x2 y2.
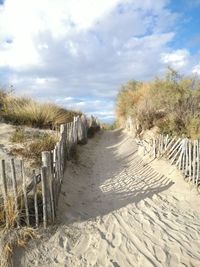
20 160 30 226
196 140 200 187
166 138 181 157
42 151 55 224
192 140 197 184
53 147 58 207
189 140 192 181
33 170 39 228
10 158 20 227
170 141 183 165
185 139 189 177
1 160 8 227
41 166 47 228
181 139 186 173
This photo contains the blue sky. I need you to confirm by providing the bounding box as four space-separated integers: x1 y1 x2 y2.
0 0 200 122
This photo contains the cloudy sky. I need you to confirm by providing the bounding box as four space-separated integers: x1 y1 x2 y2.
0 0 200 122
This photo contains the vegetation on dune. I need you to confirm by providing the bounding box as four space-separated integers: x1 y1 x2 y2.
10 129 58 166
0 91 81 129
116 68 200 139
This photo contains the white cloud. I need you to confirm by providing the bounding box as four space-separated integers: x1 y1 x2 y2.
0 0 124 69
55 96 115 122
192 64 200 75
1 0 196 122
160 49 190 69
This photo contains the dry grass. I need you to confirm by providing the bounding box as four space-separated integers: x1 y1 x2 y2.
0 195 40 267
116 68 200 138
1 93 81 129
9 128 26 143
0 227 39 267
11 133 58 166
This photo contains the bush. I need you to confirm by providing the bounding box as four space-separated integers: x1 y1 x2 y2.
116 68 200 139
186 117 200 139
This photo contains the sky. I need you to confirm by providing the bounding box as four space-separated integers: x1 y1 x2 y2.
0 0 200 122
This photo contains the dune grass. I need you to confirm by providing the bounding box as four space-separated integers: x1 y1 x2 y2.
11 132 58 166
9 127 26 143
1 92 81 129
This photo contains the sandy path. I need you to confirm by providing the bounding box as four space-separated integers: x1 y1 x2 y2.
14 130 200 267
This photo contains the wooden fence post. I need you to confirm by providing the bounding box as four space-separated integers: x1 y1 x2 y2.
42 151 55 224
193 140 197 184
33 170 39 228
20 160 30 226
196 140 200 187
189 140 192 181
1 160 8 227
41 166 47 228
10 158 20 227
185 139 189 177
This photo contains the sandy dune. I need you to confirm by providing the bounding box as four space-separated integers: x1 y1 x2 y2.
14 130 200 267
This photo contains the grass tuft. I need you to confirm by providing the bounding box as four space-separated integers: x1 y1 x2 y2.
1 92 81 129
11 133 58 166
0 227 39 267
9 127 26 143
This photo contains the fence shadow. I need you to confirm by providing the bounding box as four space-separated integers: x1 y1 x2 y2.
59 129 174 223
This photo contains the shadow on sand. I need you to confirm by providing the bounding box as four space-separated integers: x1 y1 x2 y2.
58 129 174 223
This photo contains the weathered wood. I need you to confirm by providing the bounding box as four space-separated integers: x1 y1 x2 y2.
10 158 20 227
188 140 192 181
1 159 8 227
160 135 164 156
20 160 30 226
168 139 182 160
1 160 7 198
170 141 184 165
0 115 94 229
33 170 39 228
42 151 55 223
164 134 169 150
181 139 186 173
66 123 70 159
196 140 200 187
41 166 47 228
166 137 180 157
153 138 156 158
53 147 59 208
73 119 77 144
176 145 184 169
192 140 197 184
185 139 189 177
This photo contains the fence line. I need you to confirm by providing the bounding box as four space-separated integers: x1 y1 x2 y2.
0 115 100 229
140 134 200 189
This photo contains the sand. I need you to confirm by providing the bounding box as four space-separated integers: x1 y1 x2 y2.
13 129 200 267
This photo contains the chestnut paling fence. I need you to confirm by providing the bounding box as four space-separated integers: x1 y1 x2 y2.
140 135 200 188
0 115 100 229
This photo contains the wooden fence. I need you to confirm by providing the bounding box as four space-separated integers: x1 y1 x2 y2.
140 135 200 188
0 115 100 229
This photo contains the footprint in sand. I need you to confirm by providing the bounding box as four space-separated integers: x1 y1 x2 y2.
112 232 122 248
